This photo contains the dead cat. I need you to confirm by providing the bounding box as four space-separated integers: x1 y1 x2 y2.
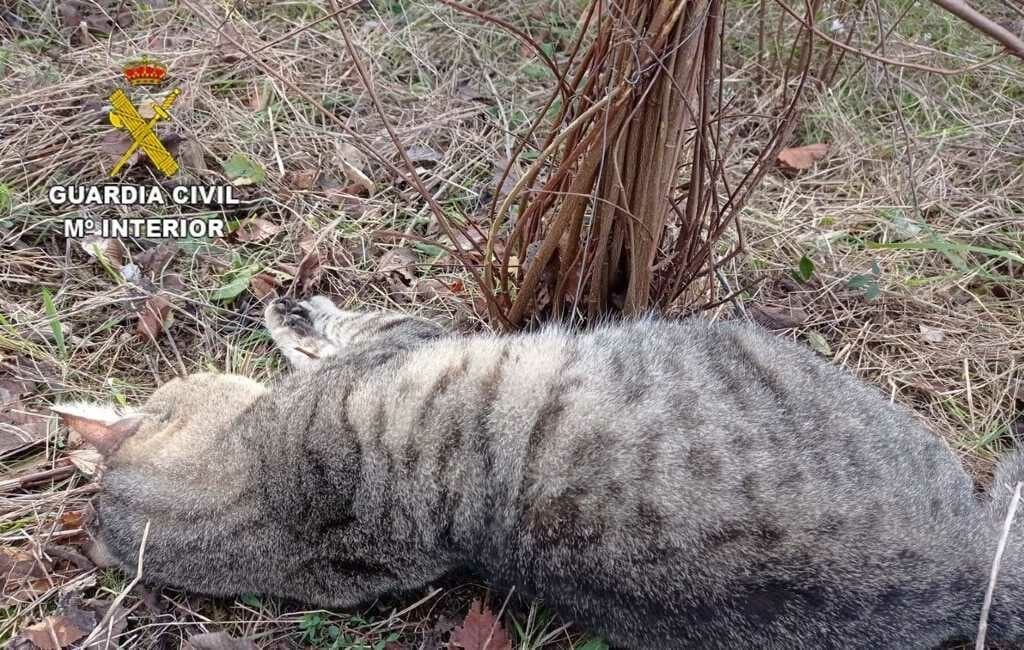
57 295 1024 649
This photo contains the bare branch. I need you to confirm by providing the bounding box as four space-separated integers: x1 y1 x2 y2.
931 0 1024 60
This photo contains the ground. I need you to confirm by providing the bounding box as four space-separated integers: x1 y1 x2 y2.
0 0 1022 648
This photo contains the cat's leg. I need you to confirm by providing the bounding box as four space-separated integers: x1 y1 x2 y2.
298 295 447 349
265 296 446 370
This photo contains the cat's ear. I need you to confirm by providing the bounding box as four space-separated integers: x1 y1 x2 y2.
51 403 142 456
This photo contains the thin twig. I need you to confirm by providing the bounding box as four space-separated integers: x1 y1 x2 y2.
81 520 151 648
977 481 1022 649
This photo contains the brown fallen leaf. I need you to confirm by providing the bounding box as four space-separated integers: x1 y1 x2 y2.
248 272 280 301
135 242 179 274
335 142 375 195
0 377 50 455
414 278 455 302
136 294 173 340
78 597 128 649
378 247 419 287
295 253 323 295
18 615 88 650
1 547 49 589
286 169 319 190
234 218 283 243
98 130 137 171
0 376 33 406
748 304 809 330
184 631 259 650
59 510 86 530
66 447 103 476
78 235 125 267
448 599 512 650
776 143 829 171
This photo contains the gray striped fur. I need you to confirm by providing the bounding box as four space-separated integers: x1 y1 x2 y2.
86 295 1024 649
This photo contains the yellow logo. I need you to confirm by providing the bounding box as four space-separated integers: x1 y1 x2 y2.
108 58 181 177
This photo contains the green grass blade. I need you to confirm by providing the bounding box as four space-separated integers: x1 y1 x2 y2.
41 287 67 359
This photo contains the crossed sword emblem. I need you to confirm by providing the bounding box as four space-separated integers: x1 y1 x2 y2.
108 87 182 177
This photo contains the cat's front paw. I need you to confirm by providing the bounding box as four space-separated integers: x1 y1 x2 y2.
265 297 337 370
266 297 316 337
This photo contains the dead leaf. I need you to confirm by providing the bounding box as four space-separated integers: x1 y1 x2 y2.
0 377 33 407
119 263 141 285
295 253 323 295
1 547 48 588
136 294 172 340
160 273 186 294
378 247 419 286
335 142 375 195
234 218 283 243
184 631 259 650
58 510 85 530
248 272 279 301
286 169 318 190
66 447 102 476
78 235 125 267
98 130 136 170
448 599 512 650
918 324 946 344
77 598 127 649
18 615 88 650
135 242 179 274
58 0 132 40
804 330 832 356
414 278 454 302
1 379 49 454
748 304 808 330
776 143 829 171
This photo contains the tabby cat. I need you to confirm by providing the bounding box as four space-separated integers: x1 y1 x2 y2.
59 295 1024 649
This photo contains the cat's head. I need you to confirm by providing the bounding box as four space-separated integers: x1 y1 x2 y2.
53 372 268 584
55 372 266 464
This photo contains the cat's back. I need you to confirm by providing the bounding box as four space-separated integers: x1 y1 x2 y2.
459 318 986 648
461 316 982 562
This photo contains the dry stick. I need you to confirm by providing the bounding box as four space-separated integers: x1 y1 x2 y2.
472 0 600 321
0 465 76 491
773 0 1007 75
484 94 616 267
977 482 1022 649
931 0 1024 60
81 520 151 648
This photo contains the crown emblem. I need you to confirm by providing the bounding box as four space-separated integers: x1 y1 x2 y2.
122 58 167 86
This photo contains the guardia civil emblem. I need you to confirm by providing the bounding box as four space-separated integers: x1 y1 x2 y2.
107 57 181 177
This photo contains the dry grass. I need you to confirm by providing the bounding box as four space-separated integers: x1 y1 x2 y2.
1 0 1022 647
